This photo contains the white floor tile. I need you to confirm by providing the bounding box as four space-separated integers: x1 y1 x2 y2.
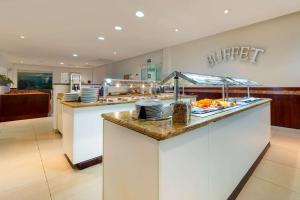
0 155 46 192
271 126 300 151
0 117 102 200
265 144 300 169
253 159 300 193
0 180 51 200
237 176 300 200
48 165 102 200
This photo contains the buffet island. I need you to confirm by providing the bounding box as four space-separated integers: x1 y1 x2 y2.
101 72 272 200
60 79 195 169
102 99 271 200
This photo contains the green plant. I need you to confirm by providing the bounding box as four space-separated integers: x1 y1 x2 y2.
0 74 13 86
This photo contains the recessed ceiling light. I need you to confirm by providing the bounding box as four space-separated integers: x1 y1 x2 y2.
20 35 25 39
135 11 144 18
224 9 229 14
97 36 105 40
113 51 117 55
73 54 78 57
114 26 122 31
175 28 179 32
60 62 64 65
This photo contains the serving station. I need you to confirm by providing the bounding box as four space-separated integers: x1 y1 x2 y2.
101 71 271 200
61 78 195 169
102 98 270 200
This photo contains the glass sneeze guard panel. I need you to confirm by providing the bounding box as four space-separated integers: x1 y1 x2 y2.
161 71 225 86
181 72 225 86
225 77 259 86
161 71 260 87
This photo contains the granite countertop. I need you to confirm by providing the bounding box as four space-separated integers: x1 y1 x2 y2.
61 95 196 108
102 98 271 141
57 93 64 100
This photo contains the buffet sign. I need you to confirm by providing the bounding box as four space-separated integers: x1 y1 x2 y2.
207 46 265 67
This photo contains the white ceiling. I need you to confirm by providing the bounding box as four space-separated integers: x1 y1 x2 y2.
0 0 300 68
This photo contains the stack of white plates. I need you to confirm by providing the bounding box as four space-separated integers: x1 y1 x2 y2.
135 99 163 119
81 88 99 103
63 93 79 102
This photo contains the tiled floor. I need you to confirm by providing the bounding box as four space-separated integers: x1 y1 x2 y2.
0 118 300 200
237 126 300 200
0 117 102 200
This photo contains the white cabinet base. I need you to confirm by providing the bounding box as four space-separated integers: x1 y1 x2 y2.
61 98 194 168
103 103 271 200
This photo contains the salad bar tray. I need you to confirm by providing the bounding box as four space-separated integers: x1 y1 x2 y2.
192 98 262 118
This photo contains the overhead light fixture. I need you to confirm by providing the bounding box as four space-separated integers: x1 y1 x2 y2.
73 54 78 57
113 51 117 55
175 28 179 32
135 11 144 18
224 9 229 14
114 26 122 31
97 36 105 40
60 62 64 65
20 35 25 39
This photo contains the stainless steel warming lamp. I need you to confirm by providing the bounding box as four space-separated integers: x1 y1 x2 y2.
160 71 260 101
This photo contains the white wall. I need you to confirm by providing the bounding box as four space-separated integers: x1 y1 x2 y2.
0 54 8 75
8 63 93 88
163 12 300 87
110 50 163 79
105 12 300 87
92 64 112 84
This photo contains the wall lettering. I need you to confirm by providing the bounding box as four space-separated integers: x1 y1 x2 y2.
207 46 265 66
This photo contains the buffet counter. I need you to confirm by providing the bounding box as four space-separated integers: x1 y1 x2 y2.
102 98 271 140
0 90 50 122
102 98 271 200
61 94 196 169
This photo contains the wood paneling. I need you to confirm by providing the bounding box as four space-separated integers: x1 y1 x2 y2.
0 91 50 122
183 87 300 129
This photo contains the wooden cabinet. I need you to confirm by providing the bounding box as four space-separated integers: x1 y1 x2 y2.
0 91 50 122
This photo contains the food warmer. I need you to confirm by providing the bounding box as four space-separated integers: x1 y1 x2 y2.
161 71 259 101
161 71 261 117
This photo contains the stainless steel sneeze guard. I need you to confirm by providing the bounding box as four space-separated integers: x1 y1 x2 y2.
160 71 260 101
